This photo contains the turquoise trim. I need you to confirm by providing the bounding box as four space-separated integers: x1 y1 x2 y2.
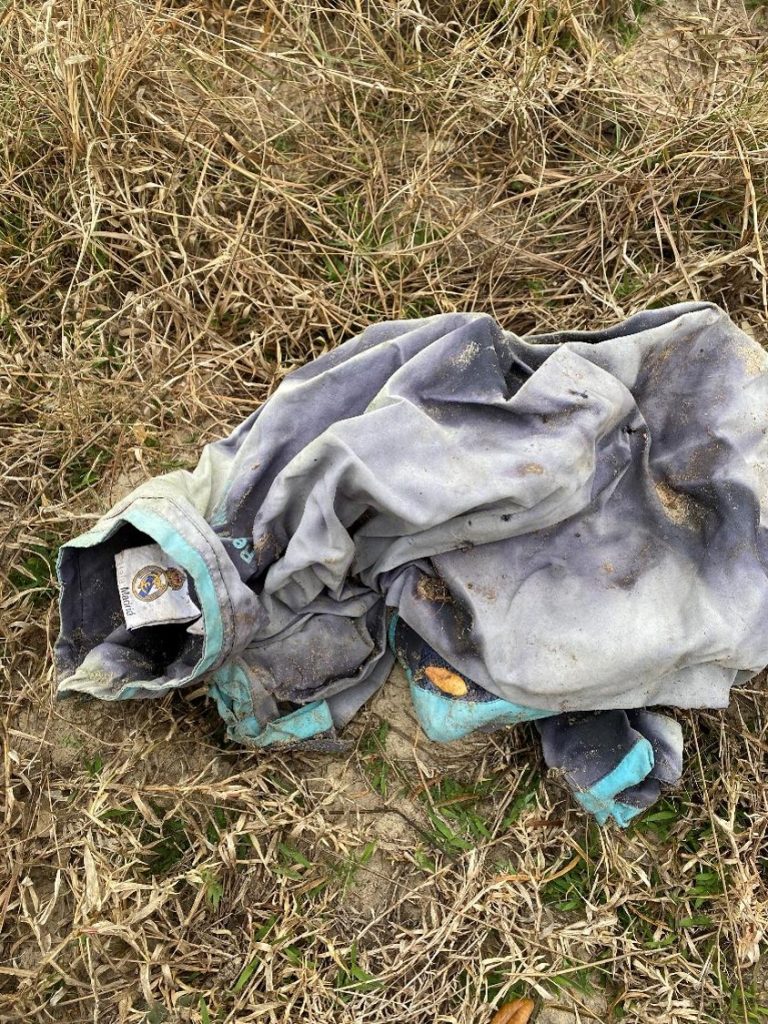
391 610 553 743
209 661 334 747
209 661 259 742
573 737 655 826
409 677 553 742
573 794 646 828
253 701 333 747
122 507 225 676
609 801 646 828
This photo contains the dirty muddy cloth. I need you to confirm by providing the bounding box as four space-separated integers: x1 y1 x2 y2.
55 302 768 825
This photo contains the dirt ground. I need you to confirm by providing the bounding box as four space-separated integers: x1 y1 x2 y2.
3 1 768 1022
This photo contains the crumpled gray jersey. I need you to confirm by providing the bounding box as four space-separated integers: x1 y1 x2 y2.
55 302 768 824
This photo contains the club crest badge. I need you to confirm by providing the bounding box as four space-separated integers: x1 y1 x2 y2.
132 564 186 602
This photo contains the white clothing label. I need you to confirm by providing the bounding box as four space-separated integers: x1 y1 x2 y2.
115 544 200 630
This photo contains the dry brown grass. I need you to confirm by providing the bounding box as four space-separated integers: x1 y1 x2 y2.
3 1 768 1021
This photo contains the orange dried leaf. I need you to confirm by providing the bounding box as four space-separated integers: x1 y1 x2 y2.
424 665 468 696
489 997 536 1024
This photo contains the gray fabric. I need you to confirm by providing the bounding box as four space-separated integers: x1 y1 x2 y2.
626 710 684 785
54 302 768 820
